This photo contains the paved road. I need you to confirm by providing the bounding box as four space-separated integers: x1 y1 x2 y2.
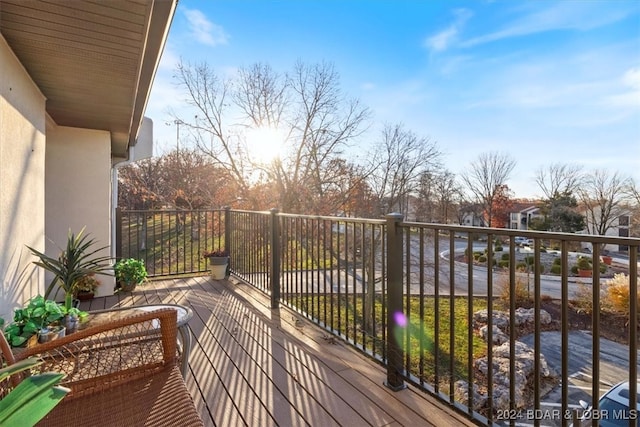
511 331 639 426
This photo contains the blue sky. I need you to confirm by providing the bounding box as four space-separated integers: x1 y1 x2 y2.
146 0 640 199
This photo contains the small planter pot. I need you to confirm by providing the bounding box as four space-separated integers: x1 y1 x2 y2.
207 256 229 280
64 314 79 334
577 269 592 278
38 325 66 344
76 291 95 301
119 281 138 292
601 256 612 266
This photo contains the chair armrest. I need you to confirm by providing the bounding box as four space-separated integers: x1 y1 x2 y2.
13 308 178 399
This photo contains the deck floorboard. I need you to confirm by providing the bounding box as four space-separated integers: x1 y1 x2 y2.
80 276 474 427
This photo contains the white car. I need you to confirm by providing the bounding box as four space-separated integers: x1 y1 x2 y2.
514 236 527 245
577 381 639 426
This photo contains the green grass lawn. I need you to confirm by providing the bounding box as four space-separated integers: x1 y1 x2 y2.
289 294 487 385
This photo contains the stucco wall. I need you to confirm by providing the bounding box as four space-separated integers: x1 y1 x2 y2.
45 126 115 297
0 35 47 320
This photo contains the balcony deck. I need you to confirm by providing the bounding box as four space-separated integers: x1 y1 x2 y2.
79 276 474 427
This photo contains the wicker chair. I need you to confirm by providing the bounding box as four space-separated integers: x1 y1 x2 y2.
2 308 203 426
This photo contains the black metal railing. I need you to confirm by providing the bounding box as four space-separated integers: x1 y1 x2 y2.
117 208 639 426
116 208 226 276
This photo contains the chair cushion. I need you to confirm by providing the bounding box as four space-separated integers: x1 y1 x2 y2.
38 366 203 426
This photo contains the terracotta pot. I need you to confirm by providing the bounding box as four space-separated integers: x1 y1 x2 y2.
601 256 612 265
577 269 592 278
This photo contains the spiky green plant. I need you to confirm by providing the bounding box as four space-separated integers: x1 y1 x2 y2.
0 357 69 426
27 228 112 310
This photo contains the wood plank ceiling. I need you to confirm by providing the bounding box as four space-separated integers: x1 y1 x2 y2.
0 0 175 158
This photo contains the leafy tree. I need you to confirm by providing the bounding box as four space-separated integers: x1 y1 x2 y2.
488 184 513 228
117 157 164 209
530 191 584 232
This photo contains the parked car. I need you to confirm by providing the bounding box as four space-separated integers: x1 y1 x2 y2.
576 381 639 426
514 236 527 245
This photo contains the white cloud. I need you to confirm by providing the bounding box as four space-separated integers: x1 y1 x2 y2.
623 67 640 90
424 8 472 52
183 8 229 47
604 67 640 108
360 82 376 91
462 2 635 48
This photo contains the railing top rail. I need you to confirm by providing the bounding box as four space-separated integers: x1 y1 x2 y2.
277 212 387 225
400 221 640 246
119 208 226 214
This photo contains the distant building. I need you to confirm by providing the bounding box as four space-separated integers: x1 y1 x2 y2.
459 204 485 227
580 205 633 253
508 202 543 230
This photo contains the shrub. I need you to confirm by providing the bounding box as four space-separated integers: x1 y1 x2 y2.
478 255 487 263
501 253 510 261
605 273 640 315
524 256 534 265
553 257 561 266
571 281 596 314
516 262 527 272
494 244 503 252
550 264 561 274
496 273 532 308
498 260 509 268
571 265 579 274
599 264 607 274
577 256 591 270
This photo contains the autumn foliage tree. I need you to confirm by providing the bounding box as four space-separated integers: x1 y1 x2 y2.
487 184 513 228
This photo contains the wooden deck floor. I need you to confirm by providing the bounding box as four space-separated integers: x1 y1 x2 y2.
79 276 475 427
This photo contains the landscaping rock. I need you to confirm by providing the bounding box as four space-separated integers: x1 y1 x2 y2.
454 380 487 411
472 308 558 412
478 324 509 345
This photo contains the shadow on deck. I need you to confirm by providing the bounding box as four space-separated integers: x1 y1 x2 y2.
79 276 474 427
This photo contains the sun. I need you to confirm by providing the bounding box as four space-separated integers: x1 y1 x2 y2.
245 127 286 164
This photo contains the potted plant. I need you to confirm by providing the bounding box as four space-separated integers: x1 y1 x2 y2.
576 256 592 277
27 228 112 312
74 274 100 300
114 258 148 292
203 249 229 280
3 296 65 347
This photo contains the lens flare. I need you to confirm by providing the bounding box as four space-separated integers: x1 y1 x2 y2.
394 311 408 327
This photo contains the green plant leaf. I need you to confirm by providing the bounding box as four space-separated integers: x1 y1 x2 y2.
0 373 69 426
0 357 43 382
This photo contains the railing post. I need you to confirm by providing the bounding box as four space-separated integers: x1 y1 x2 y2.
224 206 231 255
270 208 281 309
115 207 122 260
385 212 406 391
